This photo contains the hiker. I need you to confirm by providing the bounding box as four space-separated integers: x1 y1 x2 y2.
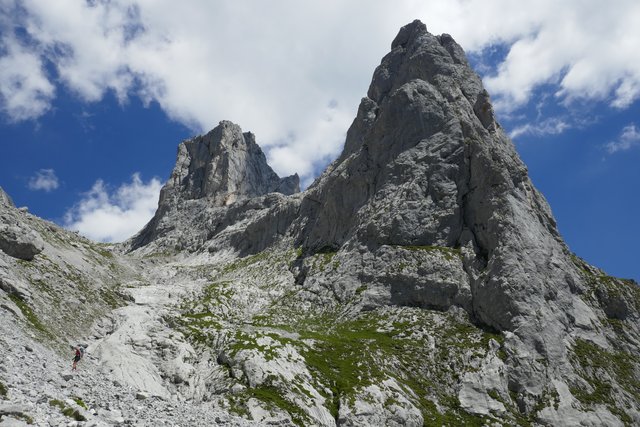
72 347 82 371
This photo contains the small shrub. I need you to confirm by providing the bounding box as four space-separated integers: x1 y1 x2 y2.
0 380 8 398
73 396 87 409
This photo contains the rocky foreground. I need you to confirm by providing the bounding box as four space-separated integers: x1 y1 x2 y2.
1 20 639 427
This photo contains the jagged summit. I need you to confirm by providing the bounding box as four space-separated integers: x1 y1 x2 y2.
130 120 299 249
159 120 299 207
298 19 506 254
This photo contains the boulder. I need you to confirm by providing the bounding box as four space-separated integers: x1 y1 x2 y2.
0 225 44 261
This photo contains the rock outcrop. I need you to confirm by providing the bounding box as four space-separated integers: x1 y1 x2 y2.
0 224 44 261
0 194 44 261
0 186 14 207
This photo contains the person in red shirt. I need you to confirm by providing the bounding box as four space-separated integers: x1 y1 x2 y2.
72 347 82 371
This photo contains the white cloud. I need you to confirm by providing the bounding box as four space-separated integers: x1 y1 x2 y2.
63 173 162 243
510 118 571 139
27 168 59 192
2 0 640 180
0 37 55 121
606 124 640 154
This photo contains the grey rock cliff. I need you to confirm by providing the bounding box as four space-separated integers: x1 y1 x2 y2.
160 121 298 206
297 19 567 333
131 120 299 249
288 21 639 420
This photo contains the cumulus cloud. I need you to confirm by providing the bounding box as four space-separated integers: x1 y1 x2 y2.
63 173 162 243
606 124 640 154
509 118 571 139
1 0 640 179
27 168 59 192
0 37 55 121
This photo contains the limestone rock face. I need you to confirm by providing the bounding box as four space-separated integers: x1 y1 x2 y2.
131 120 299 249
285 20 638 418
292 20 572 338
161 121 298 207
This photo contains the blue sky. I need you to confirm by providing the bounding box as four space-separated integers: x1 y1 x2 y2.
1 1 639 282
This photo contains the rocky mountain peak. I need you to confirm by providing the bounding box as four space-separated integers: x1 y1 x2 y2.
159 120 299 208
298 20 507 255
130 120 299 249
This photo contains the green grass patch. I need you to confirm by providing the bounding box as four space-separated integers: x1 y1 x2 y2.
201 282 233 305
572 339 640 400
226 382 311 426
51 399 86 421
8 294 54 339
296 311 499 423
183 302 506 425
61 407 86 421
227 396 251 418
249 384 310 426
49 399 65 409
425 398 488 427
93 246 114 259
98 287 123 309
242 308 507 423
73 396 88 409
221 251 270 275
570 338 639 423
572 254 640 312
395 245 462 261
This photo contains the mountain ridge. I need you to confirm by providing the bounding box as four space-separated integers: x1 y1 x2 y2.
0 20 638 426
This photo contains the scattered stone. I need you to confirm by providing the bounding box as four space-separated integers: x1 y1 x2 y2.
230 384 245 394
135 392 149 400
60 373 74 382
